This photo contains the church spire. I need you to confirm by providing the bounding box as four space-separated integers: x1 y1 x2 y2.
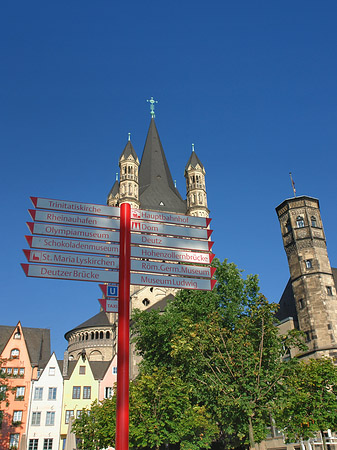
138 119 186 213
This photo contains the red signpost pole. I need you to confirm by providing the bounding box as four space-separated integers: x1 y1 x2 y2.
116 202 131 450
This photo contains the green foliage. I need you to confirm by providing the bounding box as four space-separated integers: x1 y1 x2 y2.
73 369 218 450
275 358 337 443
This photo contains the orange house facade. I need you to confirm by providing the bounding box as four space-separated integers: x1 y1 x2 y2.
0 322 50 450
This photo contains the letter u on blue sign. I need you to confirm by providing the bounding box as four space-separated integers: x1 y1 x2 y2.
107 285 118 297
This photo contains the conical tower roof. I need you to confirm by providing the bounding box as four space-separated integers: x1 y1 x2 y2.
138 119 186 213
185 150 204 171
64 311 111 340
120 140 138 162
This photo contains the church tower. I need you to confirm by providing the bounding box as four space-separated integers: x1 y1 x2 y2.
185 144 209 218
117 136 140 209
276 195 337 359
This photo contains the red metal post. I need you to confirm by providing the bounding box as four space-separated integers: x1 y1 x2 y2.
116 202 131 450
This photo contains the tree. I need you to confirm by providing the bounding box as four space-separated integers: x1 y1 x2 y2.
73 368 218 450
275 358 337 450
132 259 304 449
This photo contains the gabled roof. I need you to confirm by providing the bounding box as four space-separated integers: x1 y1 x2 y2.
119 141 138 162
60 358 112 380
185 150 204 171
65 311 112 340
138 119 186 213
0 324 50 368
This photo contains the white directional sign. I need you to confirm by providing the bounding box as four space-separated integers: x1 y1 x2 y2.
27 222 119 243
131 233 213 252
21 263 119 283
131 220 212 240
130 246 214 265
25 235 120 256
131 208 211 228
130 272 216 291
29 209 120 231
23 249 119 270
131 260 215 279
31 197 120 218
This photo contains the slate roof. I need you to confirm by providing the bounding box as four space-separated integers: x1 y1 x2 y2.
107 180 119 199
59 358 112 380
0 325 50 368
276 267 337 327
138 119 186 214
185 150 204 171
119 140 138 161
64 311 112 340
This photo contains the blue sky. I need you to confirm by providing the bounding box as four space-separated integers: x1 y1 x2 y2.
1 1 337 358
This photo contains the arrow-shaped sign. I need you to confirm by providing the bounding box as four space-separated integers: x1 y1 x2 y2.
98 298 118 313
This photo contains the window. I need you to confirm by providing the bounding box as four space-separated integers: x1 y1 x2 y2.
305 260 313 269
29 439 39 450
79 366 86 375
83 386 91 399
112 367 117 374
76 410 82 419
46 411 55 426
299 299 305 309
13 368 18 376
311 216 317 227
48 387 57 400
65 410 74 424
9 433 20 448
305 331 311 342
105 387 113 399
13 411 22 423
296 216 304 228
34 387 43 400
19 368 24 376
327 286 333 296
49 367 55 376
31 411 41 426
43 438 53 450
7 368 12 375
14 332 21 340
10 349 20 359
15 386 25 399
72 386 81 399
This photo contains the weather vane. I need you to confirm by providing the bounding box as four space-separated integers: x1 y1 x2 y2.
147 96 158 118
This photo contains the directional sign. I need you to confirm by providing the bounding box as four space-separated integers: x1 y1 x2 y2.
99 298 118 313
25 236 120 256
131 260 216 279
21 263 119 283
31 197 120 218
130 272 216 291
99 284 119 298
27 222 119 243
131 220 212 240
23 249 119 270
131 233 213 252
131 208 211 228
29 209 120 231
130 246 214 265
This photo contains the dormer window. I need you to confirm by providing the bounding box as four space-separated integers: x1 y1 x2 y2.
296 216 304 228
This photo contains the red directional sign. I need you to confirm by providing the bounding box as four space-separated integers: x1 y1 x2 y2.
31 197 120 218
98 298 118 313
25 235 120 256
130 260 216 279
131 208 211 228
21 263 119 283
27 222 120 243
130 272 216 291
29 209 120 231
23 249 119 270
131 233 213 252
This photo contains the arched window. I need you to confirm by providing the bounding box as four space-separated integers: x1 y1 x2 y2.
142 298 150 306
285 220 292 233
106 331 110 339
95 331 99 339
85 333 88 340
296 216 304 228
91 332 94 340
11 349 19 359
311 216 317 227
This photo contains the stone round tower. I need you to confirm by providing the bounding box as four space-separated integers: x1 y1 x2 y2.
185 145 209 218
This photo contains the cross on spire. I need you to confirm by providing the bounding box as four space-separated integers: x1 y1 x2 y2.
147 96 158 118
